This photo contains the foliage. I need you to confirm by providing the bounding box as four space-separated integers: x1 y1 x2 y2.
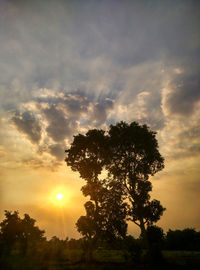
146 225 164 246
145 226 165 263
165 228 200 250
77 181 127 242
106 122 165 237
0 210 200 269
65 121 165 242
0 211 46 269
0 210 45 256
122 235 142 262
44 236 68 260
66 128 127 244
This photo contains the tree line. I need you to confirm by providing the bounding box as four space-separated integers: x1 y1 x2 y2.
0 210 200 269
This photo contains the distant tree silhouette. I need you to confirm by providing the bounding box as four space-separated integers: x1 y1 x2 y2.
146 225 165 263
45 236 68 260
65 121 165 250
146 225 164 246
165 228 200 250
0 210 45 256
123 235 142 262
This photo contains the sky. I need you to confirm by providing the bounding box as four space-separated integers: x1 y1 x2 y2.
0 0 200 239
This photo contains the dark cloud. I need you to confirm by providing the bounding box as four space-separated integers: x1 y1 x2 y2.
1 0 200 167
37 92 114 142
42 105 76 142
89 98 114 126
164 76 200 117
138 91 165 131
62 93 89 119
8 92 115 163
12 111 42 144
1 0 199 96
35 92 89 119
48 143 65 161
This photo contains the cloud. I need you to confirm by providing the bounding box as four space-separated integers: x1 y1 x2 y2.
180 125 200 140
48 143 65 161
42 105 76 142
6 89 116 164
89 98 114 127
61 93 89 119
1 0 200 167
162 76 200 117
12 111 42 144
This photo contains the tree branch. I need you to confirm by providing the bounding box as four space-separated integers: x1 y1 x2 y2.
132 220 140 226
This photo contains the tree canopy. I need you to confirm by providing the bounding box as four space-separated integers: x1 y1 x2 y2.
65 121 165 241
0 210 45 256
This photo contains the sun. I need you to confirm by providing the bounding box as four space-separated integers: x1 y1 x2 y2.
56 193 64 201
48 187 70 207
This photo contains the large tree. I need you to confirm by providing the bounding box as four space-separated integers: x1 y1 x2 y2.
66 129 127 261
106 122 165 238
66 130 127 255
77 180 127 242
65 121 165 243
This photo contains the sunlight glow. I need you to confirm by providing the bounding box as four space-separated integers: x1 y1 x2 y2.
47 186 71 208
56 193 64 201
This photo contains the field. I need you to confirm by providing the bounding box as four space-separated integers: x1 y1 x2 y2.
2 248 200 270
38 249 200 270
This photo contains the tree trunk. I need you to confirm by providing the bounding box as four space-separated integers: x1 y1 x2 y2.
139 218 153 264
139 219 148 249
139 218 146 239
84 238 94 262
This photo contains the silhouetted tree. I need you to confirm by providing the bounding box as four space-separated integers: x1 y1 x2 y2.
146 225 165 263
79 181 127 241
165 228 200 250
0 210 45 256
65 122 165 250
122 235 142 262
76 181 127 261
146 225 164 246
66 129 127 260
45 236 68 260
106 122 165 240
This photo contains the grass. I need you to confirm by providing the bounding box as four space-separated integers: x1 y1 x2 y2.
162 250 200 266
2 249 200 269
94 249 126 263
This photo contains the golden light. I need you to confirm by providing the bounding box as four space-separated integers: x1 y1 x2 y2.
46 186 70 207
56 193 64 201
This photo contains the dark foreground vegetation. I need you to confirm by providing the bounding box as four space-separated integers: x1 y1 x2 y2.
0 211 200 270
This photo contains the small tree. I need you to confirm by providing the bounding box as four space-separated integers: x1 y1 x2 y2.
0 210 45 256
